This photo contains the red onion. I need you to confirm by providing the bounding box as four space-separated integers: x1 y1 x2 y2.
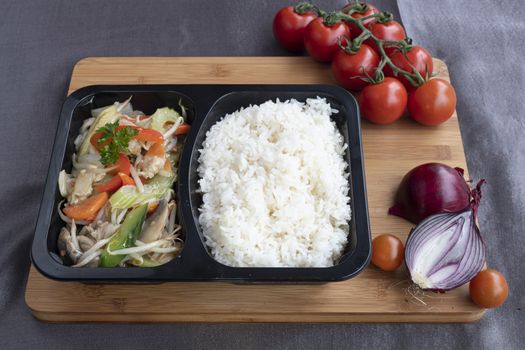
389 163 472 224
404 180 486 291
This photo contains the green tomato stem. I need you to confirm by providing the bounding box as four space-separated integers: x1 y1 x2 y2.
335 10 425 88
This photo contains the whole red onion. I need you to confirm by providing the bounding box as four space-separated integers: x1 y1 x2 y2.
388 163 472 224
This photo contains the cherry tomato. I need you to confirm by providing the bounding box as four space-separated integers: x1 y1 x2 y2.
408 78 457 126
304 18 351 62
341 3 380 39
384 46 434 90
469 269 509 308
358 77 408 125
371 234 404 271
365 20 406 55
331 44 380 91
273 6 317 52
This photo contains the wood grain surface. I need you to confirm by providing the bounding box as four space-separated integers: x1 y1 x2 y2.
25 57 484 323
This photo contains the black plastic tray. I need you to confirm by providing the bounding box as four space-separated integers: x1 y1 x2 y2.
31 84 371 282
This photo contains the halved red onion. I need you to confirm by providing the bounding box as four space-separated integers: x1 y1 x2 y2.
404 180 486 291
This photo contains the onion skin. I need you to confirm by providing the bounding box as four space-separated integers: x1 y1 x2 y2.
389 163 471 224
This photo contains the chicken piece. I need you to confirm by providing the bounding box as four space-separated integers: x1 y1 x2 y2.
139 199 169 243
128 139 142 156
78 235 95 252
138 143 166 179
70 169 95 204
138 156 165 179
57 227 82 263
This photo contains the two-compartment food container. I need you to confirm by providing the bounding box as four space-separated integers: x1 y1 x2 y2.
31 84 371 283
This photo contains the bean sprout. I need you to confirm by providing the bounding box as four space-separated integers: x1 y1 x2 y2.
167 210 176 236
116 208 128 224
80 117 95 133
94 202 108 222
130 165 144 193
162 117 184 139
134 153 143 168
149 246 180 254
116 96 132 113
70 220 80 251
72 250 102 267
110 208 118 224
108 239 168 255
76 238 111 263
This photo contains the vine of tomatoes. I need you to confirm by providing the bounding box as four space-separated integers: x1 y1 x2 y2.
273 2 457 126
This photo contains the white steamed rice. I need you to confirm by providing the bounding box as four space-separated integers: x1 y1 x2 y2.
197 97 351 267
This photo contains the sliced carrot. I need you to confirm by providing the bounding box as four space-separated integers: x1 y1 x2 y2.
146 142 165 158
63 192 108 221
162 159 173 175
174 123 191 135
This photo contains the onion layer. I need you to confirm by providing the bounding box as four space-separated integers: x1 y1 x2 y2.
404 180 486 291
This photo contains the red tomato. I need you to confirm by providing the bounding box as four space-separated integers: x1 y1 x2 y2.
95 175 122 193
408 78 457 126
273 6 317 52
469 269 509 308
358 77 408 125
365 20 406 55
110 125 165 144
174 123 191 135
91 126 164 151
331 44 380 91
109 154 131 176
341 3 380 39
371 234 404 271
304 18 351 62
384 46 434 90
90 131 110 150
135 128 164 144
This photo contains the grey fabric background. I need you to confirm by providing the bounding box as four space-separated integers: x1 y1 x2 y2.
0 0 523 349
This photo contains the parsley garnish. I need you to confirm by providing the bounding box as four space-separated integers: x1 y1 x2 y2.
96 121 138 165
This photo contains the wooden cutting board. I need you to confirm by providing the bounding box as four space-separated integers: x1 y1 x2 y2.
25 57 484 323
